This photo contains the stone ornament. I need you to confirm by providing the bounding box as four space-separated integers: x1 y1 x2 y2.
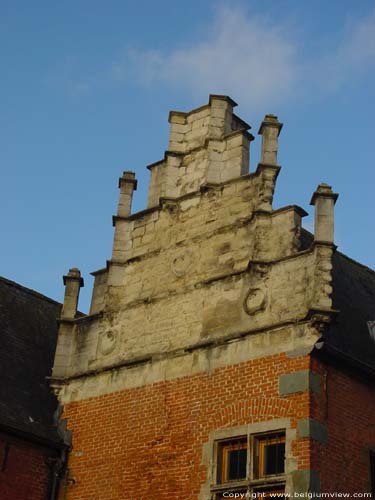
244 286 267 315
99 329 117 355
258 167 279 212
171 249 193 277
244 263 269 316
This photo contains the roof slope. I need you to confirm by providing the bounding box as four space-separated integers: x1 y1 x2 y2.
0 276 62 444
329 252 375 370
302 228 375 369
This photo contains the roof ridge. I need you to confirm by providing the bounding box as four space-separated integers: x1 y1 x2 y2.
335 251 375 276
300 228 375 276
0 276 62 306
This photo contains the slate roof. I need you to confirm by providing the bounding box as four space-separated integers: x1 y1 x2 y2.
301 229 375 371
329 252 375 370
0 276 63 445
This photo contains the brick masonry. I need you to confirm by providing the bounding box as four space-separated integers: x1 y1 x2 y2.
58 354 375 499
310 358 375 494
61 354 312 499
0 437 55 500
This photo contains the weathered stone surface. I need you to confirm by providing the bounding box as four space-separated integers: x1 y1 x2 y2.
279 370 321 396
297 418 328 443
292 469 320 494
52 95 336 403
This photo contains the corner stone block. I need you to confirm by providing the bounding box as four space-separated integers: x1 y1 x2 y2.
292 470 320 496
279 370 321 396
297 418 328 444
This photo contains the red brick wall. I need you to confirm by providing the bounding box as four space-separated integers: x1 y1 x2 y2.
58 354 374 499
0 436 54 500
60 353 313 500
311 358 375 494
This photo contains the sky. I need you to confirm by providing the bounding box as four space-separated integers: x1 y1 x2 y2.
1 0 374 312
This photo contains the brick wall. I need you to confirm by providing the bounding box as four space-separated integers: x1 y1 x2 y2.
59 353 313 500
311 358 375 494
0 436 55 500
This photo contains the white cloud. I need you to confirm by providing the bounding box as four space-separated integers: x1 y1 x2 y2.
310 9 375 92
112 5 375 110
113 6 298 110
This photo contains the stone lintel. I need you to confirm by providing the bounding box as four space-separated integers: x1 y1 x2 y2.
279 370 321 396
297 418 328 444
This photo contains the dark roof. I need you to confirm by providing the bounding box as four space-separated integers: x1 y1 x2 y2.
329 252 375 370
301 229 375 370
0 276 63 445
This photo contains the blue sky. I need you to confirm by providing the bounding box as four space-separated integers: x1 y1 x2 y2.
1 0 374 312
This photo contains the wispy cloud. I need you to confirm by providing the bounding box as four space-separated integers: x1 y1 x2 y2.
46 56 97 97
312 9 375 92
113 6 298 110
112 5 375 110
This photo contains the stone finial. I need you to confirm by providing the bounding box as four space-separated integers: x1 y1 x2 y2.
258 114 283 165
117 171 137 218
310 183 339 244
61 268 84 319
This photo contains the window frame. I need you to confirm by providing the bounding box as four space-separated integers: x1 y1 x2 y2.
212 429 286 499
253 431 286 480
217 438 248 484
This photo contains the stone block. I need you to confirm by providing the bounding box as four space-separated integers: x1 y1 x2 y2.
292 470 320 495
168 141 186 152
169 112 186 124
169 132 185 143
170 123 189 134
297 418 328 444
279 370 321 396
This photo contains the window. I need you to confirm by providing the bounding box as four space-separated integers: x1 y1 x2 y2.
212 431 286 499
255 433 285 478
218 439 247 483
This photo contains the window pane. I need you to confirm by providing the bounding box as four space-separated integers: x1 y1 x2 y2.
264 441 285 475
255 433 285 479
218 438 247 483
228 447 247 480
